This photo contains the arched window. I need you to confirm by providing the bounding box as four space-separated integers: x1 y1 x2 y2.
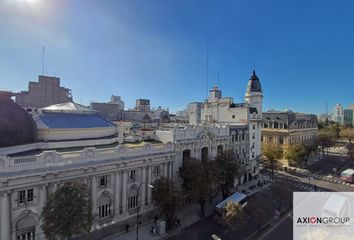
182 149 191 166
128 185 138 210
16 214 36 240
217 145 223 156
201 147 208 162
97 193 112 219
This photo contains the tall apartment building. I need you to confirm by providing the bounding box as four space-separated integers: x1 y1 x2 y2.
332 104 344 125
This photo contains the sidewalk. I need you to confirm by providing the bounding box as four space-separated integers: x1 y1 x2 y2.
104 177 271 240
103 196 222 240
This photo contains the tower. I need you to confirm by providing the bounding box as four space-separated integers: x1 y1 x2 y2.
245 70 263 117
245 70 263 176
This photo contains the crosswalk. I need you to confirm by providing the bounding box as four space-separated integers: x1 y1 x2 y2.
285 180 321 191
281 169 354 187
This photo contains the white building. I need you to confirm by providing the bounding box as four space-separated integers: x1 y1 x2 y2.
0 99 174 240
199 70 264 177
0 70 263 239
332 104 344 124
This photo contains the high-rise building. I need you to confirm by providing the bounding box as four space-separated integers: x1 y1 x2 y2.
332 104 344 124
344 109 353 126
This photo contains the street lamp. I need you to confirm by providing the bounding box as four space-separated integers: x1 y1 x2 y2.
136 182 154 240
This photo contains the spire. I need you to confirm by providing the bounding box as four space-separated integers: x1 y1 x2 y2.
252 69 256 76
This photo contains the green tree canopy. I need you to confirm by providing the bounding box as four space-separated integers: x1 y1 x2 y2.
179 158 219 215
41 182 92 240
318 131 336 155
303 139 319 165
285 144 306 168
261 143 283 180
151 177 182 229
215 150 242 200
217 201 246 231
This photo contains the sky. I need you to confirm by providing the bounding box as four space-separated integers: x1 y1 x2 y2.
1 0 354 114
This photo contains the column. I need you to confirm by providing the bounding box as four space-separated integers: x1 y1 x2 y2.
147 167 152 205
141 167 147 206
164 163 168 177
121 170 127 214
39 185 48 211
1 192 11 240
37 185 48 239
169 162 174 181
51 182 58 194
91 176 97 217
114 171 120 217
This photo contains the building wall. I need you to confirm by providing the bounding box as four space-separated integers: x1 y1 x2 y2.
261 111 319 165
15 76 72 109
187 102 202 125
333 104 344 125
0 142 174 240
91 102 123 121
344 109 353 126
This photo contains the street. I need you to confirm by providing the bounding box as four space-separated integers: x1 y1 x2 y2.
167 151 354 240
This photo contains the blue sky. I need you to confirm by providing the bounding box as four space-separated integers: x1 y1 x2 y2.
1 0 353 114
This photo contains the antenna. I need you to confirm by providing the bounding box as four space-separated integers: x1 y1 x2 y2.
206 33 209 99
42 46 45 75
325 102 329 125
217 70 220 87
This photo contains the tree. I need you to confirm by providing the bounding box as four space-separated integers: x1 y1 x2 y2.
346 143 354 160
340 128 354 142
303 140 319 166
151 177 182 229
285 144 306 168
261 143 283 181
318 131 336 156
41 182 92 240
217 202 246 231
215 150 242 200
179 158 219 216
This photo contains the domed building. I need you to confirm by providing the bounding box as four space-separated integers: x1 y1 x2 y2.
0 95 37 147
33 102 117 141
246 70 262 93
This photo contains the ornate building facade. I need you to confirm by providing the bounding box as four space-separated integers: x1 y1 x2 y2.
261 110 319 145
0 70 263 239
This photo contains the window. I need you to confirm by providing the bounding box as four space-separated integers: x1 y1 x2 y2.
252 133 255 139
153 166 160 177
18 190 26 205
99 175 108 187
252 125 255 130
27 189 33 202
99 203 112 219
98 194 112 219
18 189 34 205
130 170 136 182
128 195 138 209
232 115 235 119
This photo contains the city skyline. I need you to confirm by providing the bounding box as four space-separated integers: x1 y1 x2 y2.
1 0 354 114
